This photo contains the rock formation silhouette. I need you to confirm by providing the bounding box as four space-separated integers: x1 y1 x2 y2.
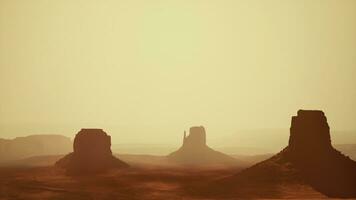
168 126 237 166
197 110 356 198
288 110 331 153
0 135 71 161
282 110 356 197
56 129 128 175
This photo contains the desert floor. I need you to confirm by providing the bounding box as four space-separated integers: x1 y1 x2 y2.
0 165 329 200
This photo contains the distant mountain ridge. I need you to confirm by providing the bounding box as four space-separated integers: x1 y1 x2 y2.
0 135 72 161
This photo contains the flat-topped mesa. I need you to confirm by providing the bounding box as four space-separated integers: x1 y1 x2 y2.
183 126 207 148
73 129 112 157
55 129 128 175
288 110 332 152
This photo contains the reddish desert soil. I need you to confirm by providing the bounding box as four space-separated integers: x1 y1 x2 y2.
0 165 327 200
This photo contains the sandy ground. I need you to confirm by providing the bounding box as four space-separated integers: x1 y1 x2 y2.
0 165 329 200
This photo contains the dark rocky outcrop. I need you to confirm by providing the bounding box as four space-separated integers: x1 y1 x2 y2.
56 129 128 175
196 110 356 198
0 135 72 161
288 110 332 153
281 110 356 197
335 144 356 160
167 126 237 166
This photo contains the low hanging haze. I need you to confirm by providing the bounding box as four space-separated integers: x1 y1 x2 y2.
1 0 356 148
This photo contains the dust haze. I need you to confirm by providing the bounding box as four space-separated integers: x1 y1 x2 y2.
1 0 356 146
1 0 356 199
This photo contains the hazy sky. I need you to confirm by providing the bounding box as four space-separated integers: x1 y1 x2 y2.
1 0 356 146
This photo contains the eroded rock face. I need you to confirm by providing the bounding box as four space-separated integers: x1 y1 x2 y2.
210 110 356 198
168 126 237 166
284 110 356 197
183 126 207 148
55 129 128 175
289 110 332 153
73 129 112 160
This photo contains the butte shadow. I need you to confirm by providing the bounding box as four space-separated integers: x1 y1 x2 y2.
190 110 356 198
55 129 128 175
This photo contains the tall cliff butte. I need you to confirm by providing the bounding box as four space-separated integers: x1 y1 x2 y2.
289 110 332 153
56 129 128 175
168 126 237 166
213 110 356 198
286 110 356 197
182 126 207 149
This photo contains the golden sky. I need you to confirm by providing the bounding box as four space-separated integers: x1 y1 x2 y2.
1 0 356 146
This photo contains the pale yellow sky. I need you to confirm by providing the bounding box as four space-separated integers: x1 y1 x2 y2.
0 0 356 146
